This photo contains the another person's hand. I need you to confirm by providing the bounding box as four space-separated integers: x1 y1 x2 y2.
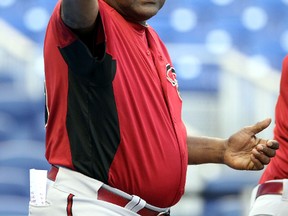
224 118 279 170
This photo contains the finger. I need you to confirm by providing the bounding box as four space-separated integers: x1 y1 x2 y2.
266 140 279 149
245 118 272 135
249 154 264 170
252 148 271 165
256 144 277 158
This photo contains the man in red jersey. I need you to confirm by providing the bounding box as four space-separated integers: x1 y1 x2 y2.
248 56 288 216
29 0 279 215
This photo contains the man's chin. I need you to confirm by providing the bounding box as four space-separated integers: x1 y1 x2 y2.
136 9 159 21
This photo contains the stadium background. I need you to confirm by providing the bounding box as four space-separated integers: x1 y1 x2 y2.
0 0 285 215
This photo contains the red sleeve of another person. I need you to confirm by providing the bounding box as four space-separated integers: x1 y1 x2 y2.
259 56 288 183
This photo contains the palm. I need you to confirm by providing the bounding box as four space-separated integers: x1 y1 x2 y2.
224 123 266 170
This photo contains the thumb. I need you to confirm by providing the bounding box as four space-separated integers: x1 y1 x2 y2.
246 118 272 135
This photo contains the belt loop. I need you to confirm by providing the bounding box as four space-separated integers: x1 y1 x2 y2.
282 179 288 201
132 199 146 213
125 195 146 213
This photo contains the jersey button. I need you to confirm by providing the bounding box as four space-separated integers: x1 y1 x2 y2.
146 50 151 56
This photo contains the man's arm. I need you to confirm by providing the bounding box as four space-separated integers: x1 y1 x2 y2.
187 118 279 170
187 136 225 165
61 0 98 32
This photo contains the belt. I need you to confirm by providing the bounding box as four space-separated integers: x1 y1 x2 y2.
48 166 170 216
256 181 283 199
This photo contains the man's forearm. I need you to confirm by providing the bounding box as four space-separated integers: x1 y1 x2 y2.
187 136 226 165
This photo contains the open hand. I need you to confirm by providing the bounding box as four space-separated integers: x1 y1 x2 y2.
224 118 279 170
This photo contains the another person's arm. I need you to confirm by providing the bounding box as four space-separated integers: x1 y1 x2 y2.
61 0 98 32
187 118 279 170
258 56 288 182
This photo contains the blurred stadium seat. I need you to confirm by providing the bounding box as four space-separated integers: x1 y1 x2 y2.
0 140 49 216
0 139 49 169
202 195 242 216
0 112 20 141
0 168 30 215
0 167 29 196
0 195 29 216
0 99 44 141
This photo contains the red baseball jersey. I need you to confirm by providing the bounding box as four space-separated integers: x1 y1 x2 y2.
44 0 188 207
259 56 288 183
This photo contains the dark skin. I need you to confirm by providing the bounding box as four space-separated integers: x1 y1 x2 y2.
187 118 278 170
61 0 279 170
61 0 165 31
104 0 165 24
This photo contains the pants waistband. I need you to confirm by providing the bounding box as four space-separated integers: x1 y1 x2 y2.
48 166 170 216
